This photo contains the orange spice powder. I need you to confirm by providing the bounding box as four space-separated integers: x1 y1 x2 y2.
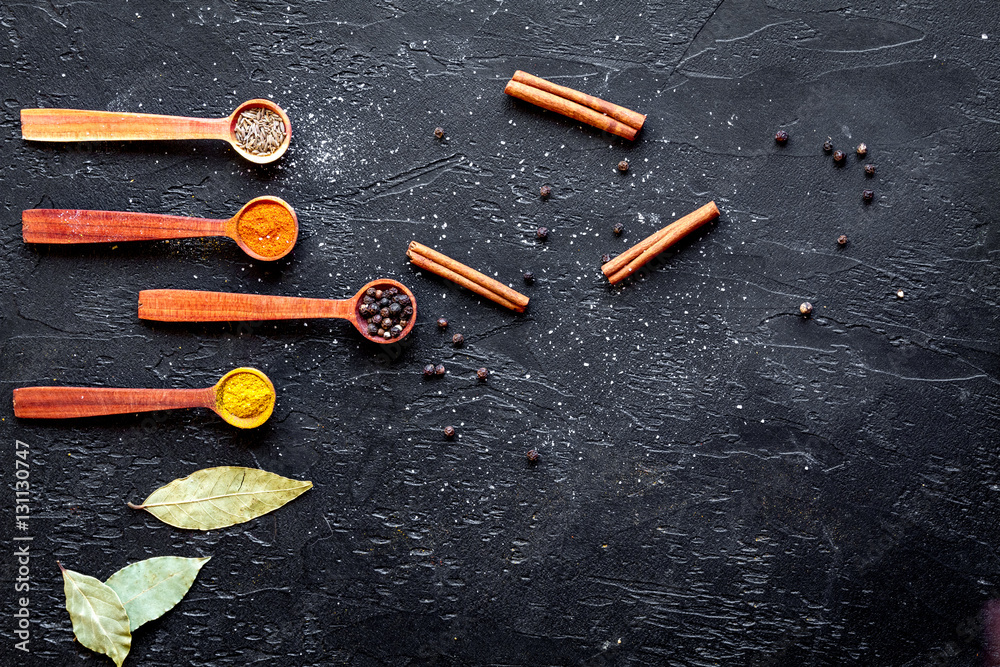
237 202 295 258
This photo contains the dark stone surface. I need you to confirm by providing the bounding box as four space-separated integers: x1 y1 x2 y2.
2 1 999 665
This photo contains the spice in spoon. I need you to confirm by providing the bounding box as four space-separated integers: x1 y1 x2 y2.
233 106 287 157
359 286 411 340
237 200 296 259
217 371 272 419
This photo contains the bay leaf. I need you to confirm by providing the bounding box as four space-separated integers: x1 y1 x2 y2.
105 556 210 632
60 562 131 667
128 466 312 530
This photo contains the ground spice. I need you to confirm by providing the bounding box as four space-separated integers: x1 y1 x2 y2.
218 372 272 419
238 201 296 258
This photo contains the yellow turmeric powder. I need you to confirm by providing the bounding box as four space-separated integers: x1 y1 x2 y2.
237 201 296 258
217 372 273 419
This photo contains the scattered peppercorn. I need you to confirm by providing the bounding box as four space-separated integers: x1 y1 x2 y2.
360 285 410 340
856 143 867 157
864 164 876 177
434 126 445 139
435 363 446 376
833 150 846 164
526 448 540 463
437 317 448 330
601 253 611 264
617 160 629 173
423 364 435 378
536 227 549 241
775 129 789 144
539 184 552 199
613 222 625 236
799 302 813 317
476 367 488 381
523 271 535 285
862 189 874 203
823 139 833 153
443 426 456 439
837 234 848 246
452 333 464 347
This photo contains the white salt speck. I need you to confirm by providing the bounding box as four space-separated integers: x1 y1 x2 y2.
736 404 743 409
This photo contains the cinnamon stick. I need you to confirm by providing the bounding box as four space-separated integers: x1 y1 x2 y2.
407 241 529 313
504 72 645 141
511 71 646 131
602 201 719 285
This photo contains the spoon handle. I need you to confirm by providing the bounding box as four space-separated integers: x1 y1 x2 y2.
138 289 352 322
13 386 215 419
22 209 229 244
21 108 230 142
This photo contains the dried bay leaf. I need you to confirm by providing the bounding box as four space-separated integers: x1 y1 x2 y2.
105 556 210 632
60 562 131 667
128 466 312 530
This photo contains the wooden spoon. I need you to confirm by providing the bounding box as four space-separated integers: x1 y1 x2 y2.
12 367 275 429
22 196 298 262
20 98 291 164
138 279 417 344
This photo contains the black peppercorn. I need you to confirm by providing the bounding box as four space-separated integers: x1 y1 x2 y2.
423 364 435 377
536 227 548 241
444 426 456 439
434 126 445 139
823 139 833 153
523 271 535 285
862 189 874 203
864 164 875 177
435 364 446 376
775 129 789 144
359 284 411 341
799 302 813 317
617 160 629 173
452 333 464 347
613 222 625 236
837 234 848 246
437 318 448 330
539 184 552 199
476 367 488 381
856 143 867 157
526 448 540 463
601 253 611 264
833 150 846 164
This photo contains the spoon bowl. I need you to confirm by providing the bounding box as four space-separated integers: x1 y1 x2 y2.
211 367 276 428
227 196 299 261
347 279 418 344
225 99 292 164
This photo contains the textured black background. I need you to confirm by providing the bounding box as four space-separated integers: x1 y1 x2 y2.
2 1 999 665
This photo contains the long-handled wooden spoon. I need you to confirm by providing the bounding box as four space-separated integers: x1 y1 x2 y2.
138 279 417 344
13 367 274 429
21 99 291 164
22 196 298 261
